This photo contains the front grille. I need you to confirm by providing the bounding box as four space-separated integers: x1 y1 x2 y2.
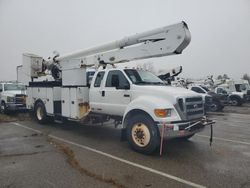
186 103 203 109
177 96 204 120
205 96 213 104
185 97 202 102
243 94 248 100
187 109 204 116
15 94 26 104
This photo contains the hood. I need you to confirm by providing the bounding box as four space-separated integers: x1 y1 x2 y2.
132 85 202 102
1 90 26 96
232 91 244 97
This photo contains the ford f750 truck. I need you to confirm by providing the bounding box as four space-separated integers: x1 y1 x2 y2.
19 22 214 154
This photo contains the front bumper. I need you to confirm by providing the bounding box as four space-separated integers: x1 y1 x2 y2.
157 116 214 139
6 103 27 111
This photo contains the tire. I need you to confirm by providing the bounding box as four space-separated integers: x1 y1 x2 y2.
0 101 7 114
230 97 242 106
126 114 160 154
209 102 219 112
209 101 224 112
34 101 48 124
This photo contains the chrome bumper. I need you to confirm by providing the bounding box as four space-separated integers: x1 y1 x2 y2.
6 103 27 111
157 116 215 139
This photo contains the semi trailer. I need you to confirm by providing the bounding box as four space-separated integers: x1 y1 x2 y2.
20 21 214 154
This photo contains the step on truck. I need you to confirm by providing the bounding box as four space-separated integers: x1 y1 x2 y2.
20 21 214 154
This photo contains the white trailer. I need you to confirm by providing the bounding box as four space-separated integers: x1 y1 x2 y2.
20 22 214 154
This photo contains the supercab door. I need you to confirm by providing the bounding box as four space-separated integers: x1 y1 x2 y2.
89 70 131 116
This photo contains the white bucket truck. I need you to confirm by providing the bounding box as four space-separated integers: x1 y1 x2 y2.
20 22 213 154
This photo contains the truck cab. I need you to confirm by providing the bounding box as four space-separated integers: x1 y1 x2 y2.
0 82 27 113
215 82 247 106
234 80 250 101
88 67 211 153
90 67 205 120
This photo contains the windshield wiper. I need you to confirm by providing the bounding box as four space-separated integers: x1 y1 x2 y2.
134 81 149 85
151 82 165 85
135 81 164 85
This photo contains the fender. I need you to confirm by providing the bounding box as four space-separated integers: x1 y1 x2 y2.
122 96 181 127
231 92 244 99
33 98 47 109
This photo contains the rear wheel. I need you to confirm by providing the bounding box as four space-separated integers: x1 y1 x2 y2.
34 102 48 124
126 114 160 154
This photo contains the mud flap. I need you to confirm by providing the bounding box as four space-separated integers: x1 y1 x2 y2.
120 128 127 141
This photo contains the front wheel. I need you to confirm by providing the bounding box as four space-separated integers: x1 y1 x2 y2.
126 114 160 154
230 97 242 106
34 102 48 124
209 102 219 112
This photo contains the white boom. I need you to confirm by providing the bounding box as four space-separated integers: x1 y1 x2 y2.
54 21 190 63
24 21 191 79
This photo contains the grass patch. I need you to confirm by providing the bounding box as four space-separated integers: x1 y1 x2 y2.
0 112 31 123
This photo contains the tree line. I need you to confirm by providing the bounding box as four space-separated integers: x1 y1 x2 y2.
216 73 250 83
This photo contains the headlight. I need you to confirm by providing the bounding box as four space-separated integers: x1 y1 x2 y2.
205 96 213 103
7 96 15 102
154 109 171 118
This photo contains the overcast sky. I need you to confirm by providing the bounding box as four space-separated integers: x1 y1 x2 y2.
0 0 250 81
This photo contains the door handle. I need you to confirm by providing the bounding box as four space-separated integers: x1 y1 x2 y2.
124 94 130 97
102 91 105 97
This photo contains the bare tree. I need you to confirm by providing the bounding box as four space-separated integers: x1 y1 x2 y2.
242 73 250 82
223 74 229 79
217 75 222 80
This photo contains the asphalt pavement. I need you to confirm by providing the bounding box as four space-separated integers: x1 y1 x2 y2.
0 111 250 188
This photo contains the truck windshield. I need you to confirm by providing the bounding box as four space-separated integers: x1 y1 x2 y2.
201 86 209 92
240 84 247 91
244 83 250 90
124 69 164 85
4 84 25 91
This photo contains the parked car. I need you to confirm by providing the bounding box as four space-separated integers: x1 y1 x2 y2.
189 85 225 112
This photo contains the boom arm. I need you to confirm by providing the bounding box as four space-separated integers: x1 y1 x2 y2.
157 66 183 81
25 21 191 79
55 21 190 64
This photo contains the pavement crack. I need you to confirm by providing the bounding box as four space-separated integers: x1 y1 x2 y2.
48 137 126 188
240 180 250 188
0 151 50 158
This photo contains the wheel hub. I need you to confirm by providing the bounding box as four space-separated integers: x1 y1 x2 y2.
131 123 150 147
37 106 43 120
